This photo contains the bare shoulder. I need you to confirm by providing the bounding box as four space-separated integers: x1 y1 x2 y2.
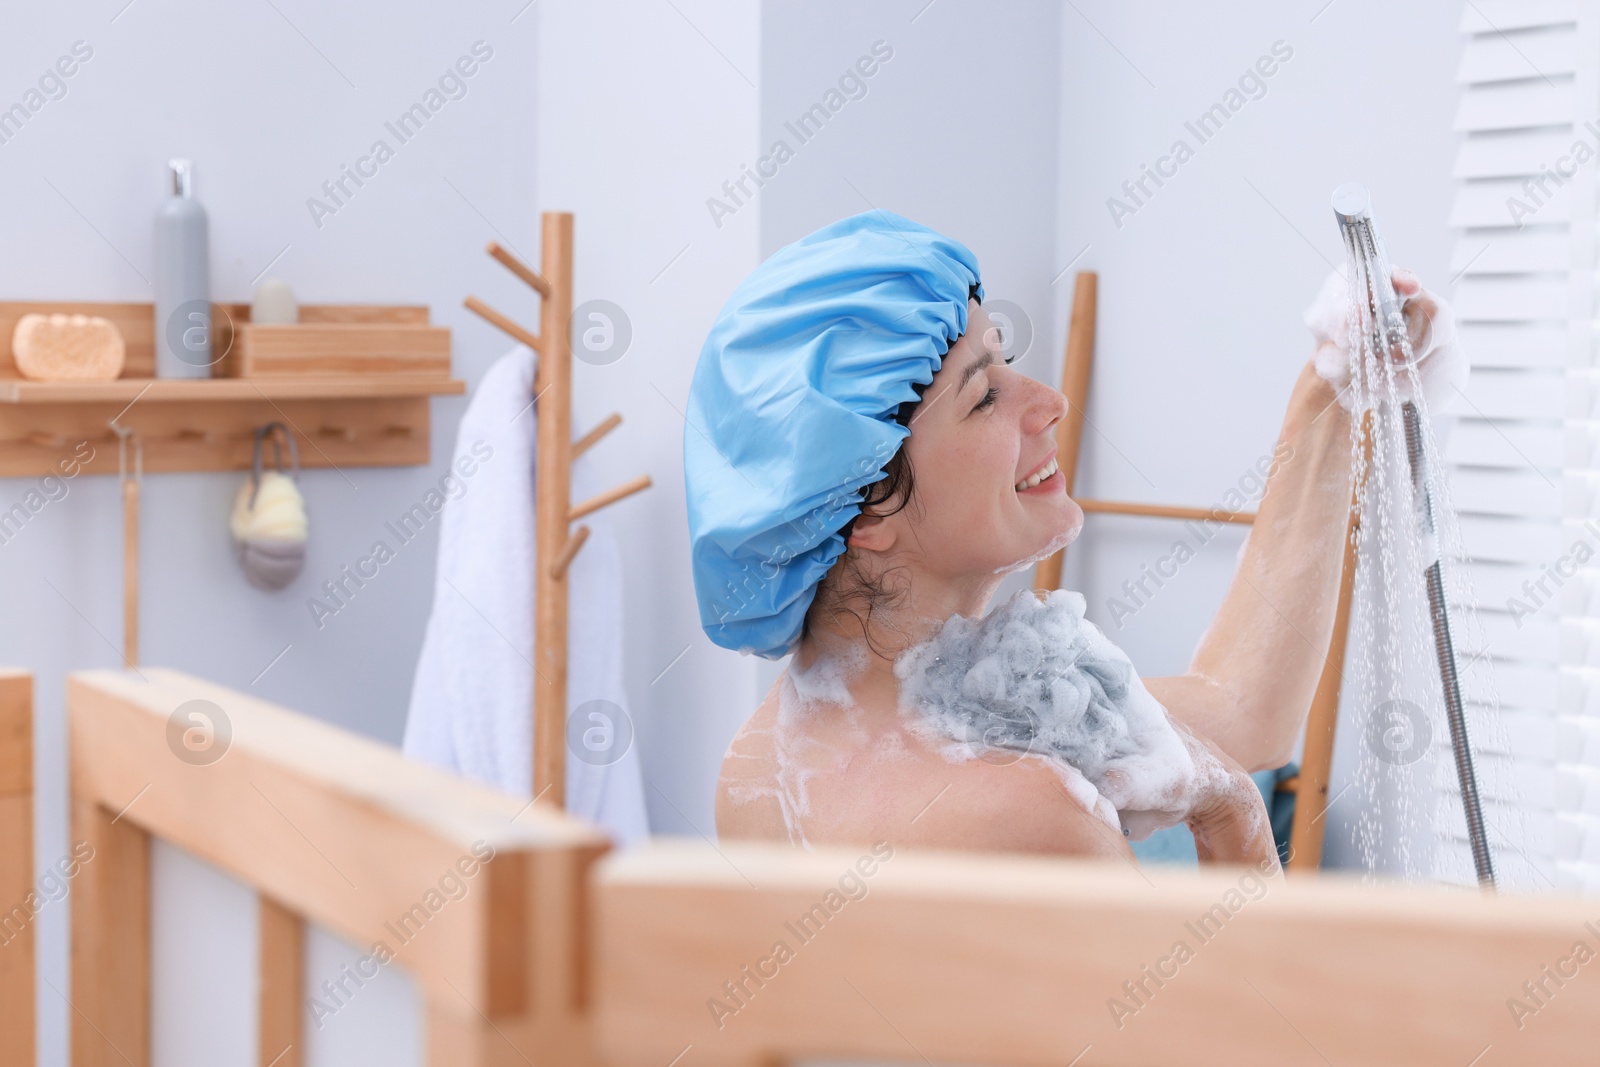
888 750 1136 860
713 674 1135 862
713 679 787 842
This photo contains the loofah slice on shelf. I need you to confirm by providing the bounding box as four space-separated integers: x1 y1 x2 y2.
12 312 126 381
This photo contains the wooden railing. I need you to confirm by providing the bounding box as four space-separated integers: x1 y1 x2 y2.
1 669 34 1066
67 668 610 1066
45 667 1600 1066
594 839 1600 1066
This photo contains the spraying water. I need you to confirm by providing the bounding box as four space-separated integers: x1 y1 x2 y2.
1326 183 1520 890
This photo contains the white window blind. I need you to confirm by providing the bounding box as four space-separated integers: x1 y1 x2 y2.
1450 0 1600 893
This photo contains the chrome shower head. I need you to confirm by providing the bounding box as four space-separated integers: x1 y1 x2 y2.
1331 181 1409 360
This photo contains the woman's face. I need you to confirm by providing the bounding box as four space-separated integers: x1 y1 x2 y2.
857 299 1084 578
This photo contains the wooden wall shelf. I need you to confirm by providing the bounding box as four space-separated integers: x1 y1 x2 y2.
0 377 463 404
0 301 464 477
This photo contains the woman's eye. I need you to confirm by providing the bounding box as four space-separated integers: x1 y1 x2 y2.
975 386 1000 411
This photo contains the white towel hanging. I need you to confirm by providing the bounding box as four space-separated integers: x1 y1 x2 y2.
403 345 649 846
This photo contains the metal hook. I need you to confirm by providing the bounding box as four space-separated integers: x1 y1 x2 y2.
111 421 142 483
249 422 299 509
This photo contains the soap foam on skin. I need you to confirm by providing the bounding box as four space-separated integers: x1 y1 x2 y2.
727 589 1246 851
894 587 1214 840
789 641 868 708
723 676 824 850
992 525 1079 575
722 641 878 850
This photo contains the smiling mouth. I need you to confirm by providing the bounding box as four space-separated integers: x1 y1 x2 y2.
1014 455 1061 492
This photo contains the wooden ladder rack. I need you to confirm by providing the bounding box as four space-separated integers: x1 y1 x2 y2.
463 212 651 808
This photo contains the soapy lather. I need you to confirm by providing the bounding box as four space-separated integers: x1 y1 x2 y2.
895 587 1203 839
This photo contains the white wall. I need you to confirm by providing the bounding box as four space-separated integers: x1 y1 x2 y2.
1057 0 1460 664
149 843 257 1066
533 0 764 837
1 0 540 1061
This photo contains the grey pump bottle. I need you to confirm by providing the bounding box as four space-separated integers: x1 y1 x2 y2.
153 159 213 377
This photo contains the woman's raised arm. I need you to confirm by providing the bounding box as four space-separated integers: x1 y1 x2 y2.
1143 358 1353 772
1143 264 1462 773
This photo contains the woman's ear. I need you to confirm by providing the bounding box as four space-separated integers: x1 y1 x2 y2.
846 511 897 552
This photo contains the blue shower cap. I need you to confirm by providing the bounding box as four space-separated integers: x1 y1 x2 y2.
684 209 984 659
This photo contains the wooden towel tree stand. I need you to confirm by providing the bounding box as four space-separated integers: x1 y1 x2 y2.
1033 271 1359 872
464 211 651 808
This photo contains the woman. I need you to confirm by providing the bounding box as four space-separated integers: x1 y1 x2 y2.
686 210 1451 872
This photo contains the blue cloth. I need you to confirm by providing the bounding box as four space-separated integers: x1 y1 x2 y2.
684 210 984 659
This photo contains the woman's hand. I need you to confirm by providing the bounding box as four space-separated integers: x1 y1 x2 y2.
1302 263 1466 415
1171 717 1282 874
1096 709 1282 874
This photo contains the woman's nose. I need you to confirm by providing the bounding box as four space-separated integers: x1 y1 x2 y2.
1020 375 1068 435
